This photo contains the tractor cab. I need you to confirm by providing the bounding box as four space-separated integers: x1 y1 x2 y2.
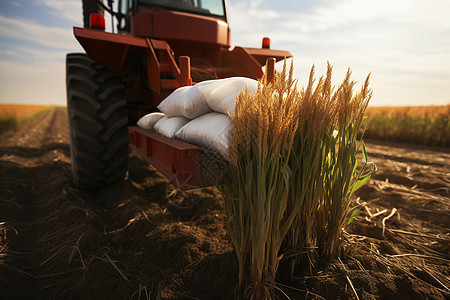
118 0 227 28
118 0 229 42
116 0 231 78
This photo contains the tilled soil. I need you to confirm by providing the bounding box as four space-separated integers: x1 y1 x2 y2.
0 108 448 299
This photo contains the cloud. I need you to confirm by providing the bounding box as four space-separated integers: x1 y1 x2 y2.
229 0 450 47
0 49 19 56
11 1 23 7
0 14 81 50
1 44 77 65
228 0 450 105
34 0 117 32
0 0 119 106
36 0 82 25
0 2 83 105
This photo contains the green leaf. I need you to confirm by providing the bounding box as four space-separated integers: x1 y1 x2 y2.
348 161 376 199
362 141 368 162
347 209 359 225
346 202 365 226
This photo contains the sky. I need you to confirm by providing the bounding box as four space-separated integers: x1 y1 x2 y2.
0 0 449 107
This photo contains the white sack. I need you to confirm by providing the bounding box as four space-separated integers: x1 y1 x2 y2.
176 112 232 160
197 77 258 116
157 85 211 119
154 116 190 139
137 112 165 130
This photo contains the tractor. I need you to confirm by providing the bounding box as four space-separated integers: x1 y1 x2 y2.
67 0 292 190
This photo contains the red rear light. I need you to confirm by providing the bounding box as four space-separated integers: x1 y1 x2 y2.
262 37 271 49
90 13 105 30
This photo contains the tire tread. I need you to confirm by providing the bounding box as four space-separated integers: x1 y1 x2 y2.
66 53 128 190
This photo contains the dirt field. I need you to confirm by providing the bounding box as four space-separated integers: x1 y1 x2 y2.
0 108 448 299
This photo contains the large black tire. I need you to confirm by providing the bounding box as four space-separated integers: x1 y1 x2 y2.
66 53 128 190
83 0 104 28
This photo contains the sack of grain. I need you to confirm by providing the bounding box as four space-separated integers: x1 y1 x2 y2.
157 77 258 119
157 85 211 119
153 77 258 159
137 112 165 130
198 77 258 116
175 112 232 160
154 116 190 138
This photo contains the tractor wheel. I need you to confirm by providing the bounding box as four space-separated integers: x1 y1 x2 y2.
82 0 104 28
66 53 128 190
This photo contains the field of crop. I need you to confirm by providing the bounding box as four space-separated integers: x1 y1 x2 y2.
364 105 450 147
1 108 448 299
0 104 53 133
2 104 448 147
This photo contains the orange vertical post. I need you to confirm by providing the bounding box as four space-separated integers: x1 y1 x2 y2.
266 58 275 83
179 56 192 86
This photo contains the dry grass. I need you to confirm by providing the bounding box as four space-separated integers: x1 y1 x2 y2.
364 105 450 147
0 104 52 120
365 105 449 119
0 222 7 264
0 104 53 133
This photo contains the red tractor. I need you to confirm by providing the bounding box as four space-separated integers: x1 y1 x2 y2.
67 0 291 190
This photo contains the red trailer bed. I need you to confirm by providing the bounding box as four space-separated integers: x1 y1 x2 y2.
128 126 224 189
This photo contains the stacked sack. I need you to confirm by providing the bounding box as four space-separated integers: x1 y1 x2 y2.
137 77 258 160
